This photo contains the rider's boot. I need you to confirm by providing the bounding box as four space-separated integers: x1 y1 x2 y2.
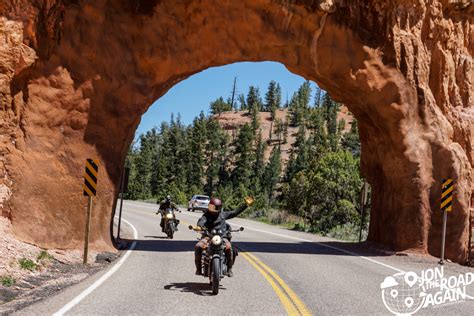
194 247 203 275
226 249 234 277
195 261 202 275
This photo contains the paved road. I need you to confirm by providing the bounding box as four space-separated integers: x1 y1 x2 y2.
16 200 473 315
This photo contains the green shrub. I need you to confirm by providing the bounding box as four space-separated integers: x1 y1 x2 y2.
37 250 54 261
326 222 362 242
0 275 15 287
18 258 38 271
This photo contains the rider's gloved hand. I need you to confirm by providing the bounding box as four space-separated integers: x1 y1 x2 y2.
244 196 255 206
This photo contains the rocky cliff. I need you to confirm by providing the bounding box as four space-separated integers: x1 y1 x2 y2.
0 1 472 263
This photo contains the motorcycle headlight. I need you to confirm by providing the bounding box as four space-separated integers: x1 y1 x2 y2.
166 213 173 219
211 235 222 245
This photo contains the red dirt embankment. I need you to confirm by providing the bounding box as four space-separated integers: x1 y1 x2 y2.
215 107 352 164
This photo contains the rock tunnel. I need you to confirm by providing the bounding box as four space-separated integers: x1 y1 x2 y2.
0 0 472 263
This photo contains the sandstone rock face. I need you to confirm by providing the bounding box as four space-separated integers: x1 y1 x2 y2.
0 1 472 262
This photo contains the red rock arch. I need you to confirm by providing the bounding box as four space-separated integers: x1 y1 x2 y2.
0 1 472 263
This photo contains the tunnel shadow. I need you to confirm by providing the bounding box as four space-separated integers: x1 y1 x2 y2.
119 238 392 257
163 282 225 296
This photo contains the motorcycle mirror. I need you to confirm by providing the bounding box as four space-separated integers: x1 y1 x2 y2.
188 225 193 230
239 227 244 231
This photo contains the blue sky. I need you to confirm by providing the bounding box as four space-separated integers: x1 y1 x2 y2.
136 61 317 136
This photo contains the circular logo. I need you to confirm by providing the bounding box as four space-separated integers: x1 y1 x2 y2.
380 272 426 315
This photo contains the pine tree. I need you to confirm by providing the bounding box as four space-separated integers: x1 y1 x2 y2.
283 121 288 144
307 107 328 160
125 144 140 199
342 119 360 156
285 148 297 182
188 112 207 189
290 81 312 127
314 86 323 108
274 119 284 144
263 146 281 200
264 81 281 112
205 118 228 195
246 86 262 113
294 125 309 173
151 122 174 197
232 123 254 189
229 77 237 110
265 81 282 139
297 81 312 109
289 92 300 126
238 93 247 111
322 93 340 151
252 131 266 192
133 128 159 199
251 103 260 134
210 97 231 116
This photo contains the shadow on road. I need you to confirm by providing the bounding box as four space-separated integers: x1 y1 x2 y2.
119 238 391 257
163 282 225 296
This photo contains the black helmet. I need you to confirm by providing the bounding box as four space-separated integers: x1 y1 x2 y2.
208 198 222 214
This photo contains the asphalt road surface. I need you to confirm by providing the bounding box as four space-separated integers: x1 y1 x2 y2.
16 200 474 315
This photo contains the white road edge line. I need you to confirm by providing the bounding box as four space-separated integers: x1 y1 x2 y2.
53 218 138 316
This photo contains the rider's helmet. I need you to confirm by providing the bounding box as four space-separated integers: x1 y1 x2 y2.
165 195 171 203
207 198 222 214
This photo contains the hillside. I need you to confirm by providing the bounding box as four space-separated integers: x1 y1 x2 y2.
214 107 353 165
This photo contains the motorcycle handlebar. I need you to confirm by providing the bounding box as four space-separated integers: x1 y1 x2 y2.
188 225 244 233
188 225 203 231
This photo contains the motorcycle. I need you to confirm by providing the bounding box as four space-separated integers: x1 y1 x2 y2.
160 208 180 239
189 224 244 295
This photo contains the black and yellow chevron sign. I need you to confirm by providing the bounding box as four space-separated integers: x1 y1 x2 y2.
83 159 99 197
441 178 453 212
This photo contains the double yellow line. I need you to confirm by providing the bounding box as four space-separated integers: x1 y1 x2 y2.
239 248 312 316
135 210 311 315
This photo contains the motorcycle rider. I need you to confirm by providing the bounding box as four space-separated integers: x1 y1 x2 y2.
156 195 178 231
194 196 254 277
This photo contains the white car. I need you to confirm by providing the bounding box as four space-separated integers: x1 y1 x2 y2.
188 195 210 212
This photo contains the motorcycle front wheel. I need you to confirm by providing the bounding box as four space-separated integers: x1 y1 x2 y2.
168 223 175 239
211 257 220 295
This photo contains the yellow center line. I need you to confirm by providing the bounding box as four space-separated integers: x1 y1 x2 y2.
127 207 311 315
244 252 312 316
240 251 300 316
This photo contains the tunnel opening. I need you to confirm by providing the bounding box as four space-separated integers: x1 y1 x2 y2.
115 61 368 246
